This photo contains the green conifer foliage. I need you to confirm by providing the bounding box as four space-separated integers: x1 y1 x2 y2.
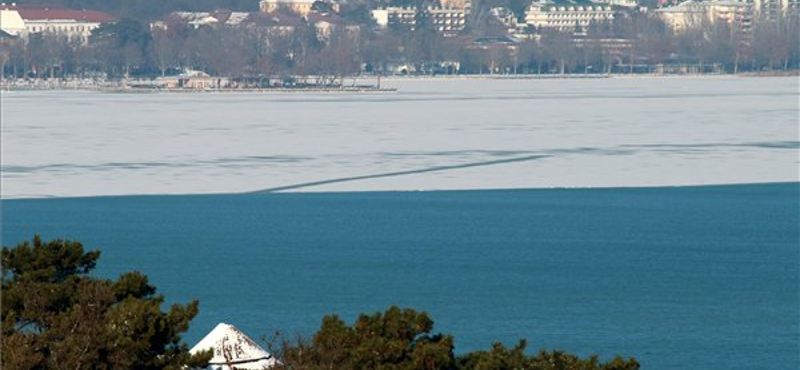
1 236 211 370
279 306 457 370
275 306 640 370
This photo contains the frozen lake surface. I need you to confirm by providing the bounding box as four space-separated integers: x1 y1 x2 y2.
2 76 798 198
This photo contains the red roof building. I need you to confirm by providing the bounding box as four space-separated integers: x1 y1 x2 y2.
0 3 115 40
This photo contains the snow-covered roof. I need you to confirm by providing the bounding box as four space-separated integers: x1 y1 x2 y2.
179 70 211 78
190 323 280 370
225 12 250 25
260 0 318 4
172 12 220 26
164 10 253 27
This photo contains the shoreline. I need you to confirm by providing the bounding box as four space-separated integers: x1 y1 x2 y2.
1 84 397 94
2 72 797 92
380 71 799 81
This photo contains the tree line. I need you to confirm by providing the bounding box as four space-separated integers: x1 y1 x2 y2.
268 307 640 370
0 10 798 81
2 236 640 370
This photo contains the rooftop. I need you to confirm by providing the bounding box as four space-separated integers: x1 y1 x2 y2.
2 3 115 23
190 323 279 370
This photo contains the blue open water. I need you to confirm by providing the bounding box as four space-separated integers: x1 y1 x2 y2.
2 183 798 369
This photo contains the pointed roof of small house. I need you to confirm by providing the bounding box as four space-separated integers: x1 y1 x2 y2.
190 323 280 370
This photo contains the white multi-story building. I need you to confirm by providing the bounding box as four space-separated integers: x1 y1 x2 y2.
0 3 115 41
371 6 469 35
524 0 615 31
371 7 417 29
655 0 754 33
427 7 468 34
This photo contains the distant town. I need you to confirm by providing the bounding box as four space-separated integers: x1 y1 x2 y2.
0 0 797 89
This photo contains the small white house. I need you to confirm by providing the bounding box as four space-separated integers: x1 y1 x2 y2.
190 323 280 370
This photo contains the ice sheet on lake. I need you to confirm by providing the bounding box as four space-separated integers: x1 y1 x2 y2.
2 76 798 198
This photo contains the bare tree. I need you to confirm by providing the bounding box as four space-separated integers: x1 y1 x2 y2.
150 28 179 76
25 33 70 78
752 15 795 71
540 28 575 74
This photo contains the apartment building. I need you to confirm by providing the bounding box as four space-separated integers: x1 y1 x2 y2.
708 1 754 33
371 5 469 35
655 0 754 33
428 7 468 34
524 0 615 32
371 7 417 30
